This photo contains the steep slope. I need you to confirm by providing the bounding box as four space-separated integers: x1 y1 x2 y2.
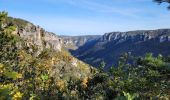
60 35 101 50
0 13 97 99
6 16 96 79
72 29 170 69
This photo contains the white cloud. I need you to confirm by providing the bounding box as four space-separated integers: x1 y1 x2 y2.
41 0 147 18
74 0 145 18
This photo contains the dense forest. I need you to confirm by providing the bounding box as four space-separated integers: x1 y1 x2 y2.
0 11 170 100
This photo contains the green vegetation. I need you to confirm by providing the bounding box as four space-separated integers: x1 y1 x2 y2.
0 11 170 100
6 17 32 29
0 11 95 100
154 0 170 9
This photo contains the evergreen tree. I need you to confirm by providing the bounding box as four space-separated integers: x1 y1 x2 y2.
154 0 170 9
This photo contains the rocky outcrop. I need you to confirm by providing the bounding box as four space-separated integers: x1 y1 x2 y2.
17 23 62 55
159 36 170 43
101 29 170 43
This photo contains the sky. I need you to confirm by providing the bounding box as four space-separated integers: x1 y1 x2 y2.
0 0 170 36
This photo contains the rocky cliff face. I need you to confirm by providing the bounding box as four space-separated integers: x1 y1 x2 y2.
16 23 62 55
101 29 170 43
71 29 170 70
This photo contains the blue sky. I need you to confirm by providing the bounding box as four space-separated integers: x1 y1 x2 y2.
0 0 170 35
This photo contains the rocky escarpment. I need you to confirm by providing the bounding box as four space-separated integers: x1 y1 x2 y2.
72 29 170 70
13 21 62 56
102 29 170 43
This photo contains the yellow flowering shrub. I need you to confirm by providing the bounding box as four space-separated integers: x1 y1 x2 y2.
3 71 22 80
12 91 23 100
56 80 66 91
81 77 89 88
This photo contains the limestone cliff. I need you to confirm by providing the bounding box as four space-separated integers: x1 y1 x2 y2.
101 29 170 43
14 22 62 55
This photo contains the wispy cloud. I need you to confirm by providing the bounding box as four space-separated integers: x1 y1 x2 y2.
62 0 148 18
43 0 146 18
